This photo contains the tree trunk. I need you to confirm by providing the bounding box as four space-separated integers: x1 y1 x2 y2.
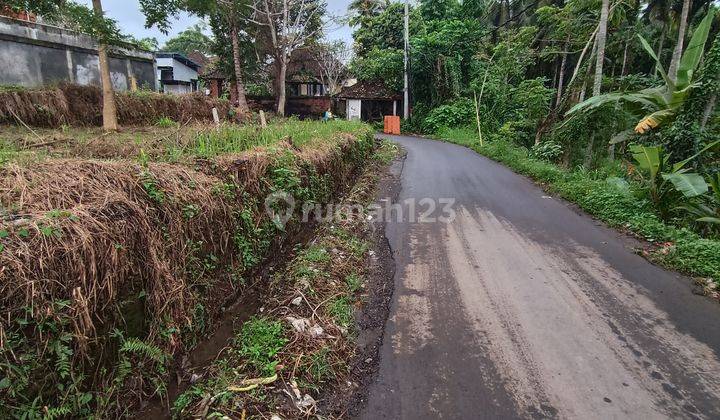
594 0 613 158
655 22 667 77
579 42 597 102
277 55 287 116
499 0 508 25
701 93 716 128
621 38 629 76
556 38 569 107
593 0 609 97
91 0 118 131
230 24 249 115
668 0 692 82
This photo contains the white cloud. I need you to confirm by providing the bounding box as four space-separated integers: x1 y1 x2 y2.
77 0 353 47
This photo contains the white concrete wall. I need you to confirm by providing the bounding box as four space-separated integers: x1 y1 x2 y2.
156 57 197 83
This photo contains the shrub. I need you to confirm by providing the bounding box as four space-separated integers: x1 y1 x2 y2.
422 98 475 134
530 141 563 162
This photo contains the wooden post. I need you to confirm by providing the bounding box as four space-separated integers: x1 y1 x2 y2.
259 110 267 128
212 108 220 126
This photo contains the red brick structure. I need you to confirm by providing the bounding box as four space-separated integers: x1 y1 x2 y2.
1 7 36 22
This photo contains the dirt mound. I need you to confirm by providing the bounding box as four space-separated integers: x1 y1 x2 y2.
0 130 374 417
0 84 232 128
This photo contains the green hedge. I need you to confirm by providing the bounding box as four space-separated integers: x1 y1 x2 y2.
437 127 720 285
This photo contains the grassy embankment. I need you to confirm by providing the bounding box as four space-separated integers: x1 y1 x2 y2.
172 141 399 418
0 119 374 418
437 127 720 292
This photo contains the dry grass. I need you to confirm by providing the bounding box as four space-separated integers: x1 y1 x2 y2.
0 84 231 128
0 120 374 417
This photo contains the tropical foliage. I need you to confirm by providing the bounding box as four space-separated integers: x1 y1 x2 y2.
346 0 720 262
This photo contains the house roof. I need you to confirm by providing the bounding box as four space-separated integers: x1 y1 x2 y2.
187 51 210 71
286 48 324 83
156 52 200 71
337 80 402 100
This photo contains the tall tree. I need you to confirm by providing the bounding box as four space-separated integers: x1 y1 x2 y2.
250 0 325 115
668 0 692 81
348 0 387 26
91 0 118 131
313 40 350 96
162 23 212 55
140 0 251 115
593 0 610 97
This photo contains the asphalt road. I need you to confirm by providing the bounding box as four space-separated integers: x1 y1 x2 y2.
360 134 720 419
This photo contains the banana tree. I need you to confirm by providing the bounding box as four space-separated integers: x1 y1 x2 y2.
627 141 718 219
566 10 715 139
682 173 720 231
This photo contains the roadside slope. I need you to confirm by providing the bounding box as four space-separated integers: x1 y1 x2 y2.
363 134 720 419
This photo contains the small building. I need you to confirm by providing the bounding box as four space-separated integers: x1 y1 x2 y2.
337 80 402 122
156 52 200 94
286 48 327 97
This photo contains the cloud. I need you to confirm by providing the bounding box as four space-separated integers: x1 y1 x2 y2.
75 0 202 45
77 0 353 47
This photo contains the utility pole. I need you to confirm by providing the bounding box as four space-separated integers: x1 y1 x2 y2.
403 0 409 119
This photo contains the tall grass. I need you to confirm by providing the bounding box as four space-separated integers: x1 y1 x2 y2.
190 119 369 158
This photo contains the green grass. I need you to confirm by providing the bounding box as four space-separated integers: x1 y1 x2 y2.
234 318 287 376
438 126 720 286
189 119 369 158
327 296 354 329
345 272 363 293
0 119 373 165
155 116 177 128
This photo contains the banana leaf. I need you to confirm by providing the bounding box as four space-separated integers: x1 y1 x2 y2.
629 144 664 181
676 10 715 89
662 172 708 197
638 34 673 89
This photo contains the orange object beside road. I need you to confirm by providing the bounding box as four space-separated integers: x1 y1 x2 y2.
384 116 401 135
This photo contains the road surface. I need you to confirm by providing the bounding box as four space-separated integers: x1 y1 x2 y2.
361 135 720 419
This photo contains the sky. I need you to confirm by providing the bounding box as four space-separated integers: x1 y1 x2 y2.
76 0 354 48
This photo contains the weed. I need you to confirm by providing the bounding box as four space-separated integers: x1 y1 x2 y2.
235 318 287 376
211 182 237 199
182 204 201 220
156 117 178 128
307 347 332 383
139 170 165 204
345 272 363 293
327 296 354 329
346 237 369 258
38 223 62 238
302 245 331 263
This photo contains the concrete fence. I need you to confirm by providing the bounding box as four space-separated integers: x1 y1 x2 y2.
0 16 157 91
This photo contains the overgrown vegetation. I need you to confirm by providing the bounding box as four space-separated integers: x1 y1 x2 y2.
172 141 399 418
0 83 232 129
350 0 719 289
0 120 374 418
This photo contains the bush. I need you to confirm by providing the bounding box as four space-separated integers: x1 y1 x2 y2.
530 141 563 162
497 120 536 148
422 98 475 134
